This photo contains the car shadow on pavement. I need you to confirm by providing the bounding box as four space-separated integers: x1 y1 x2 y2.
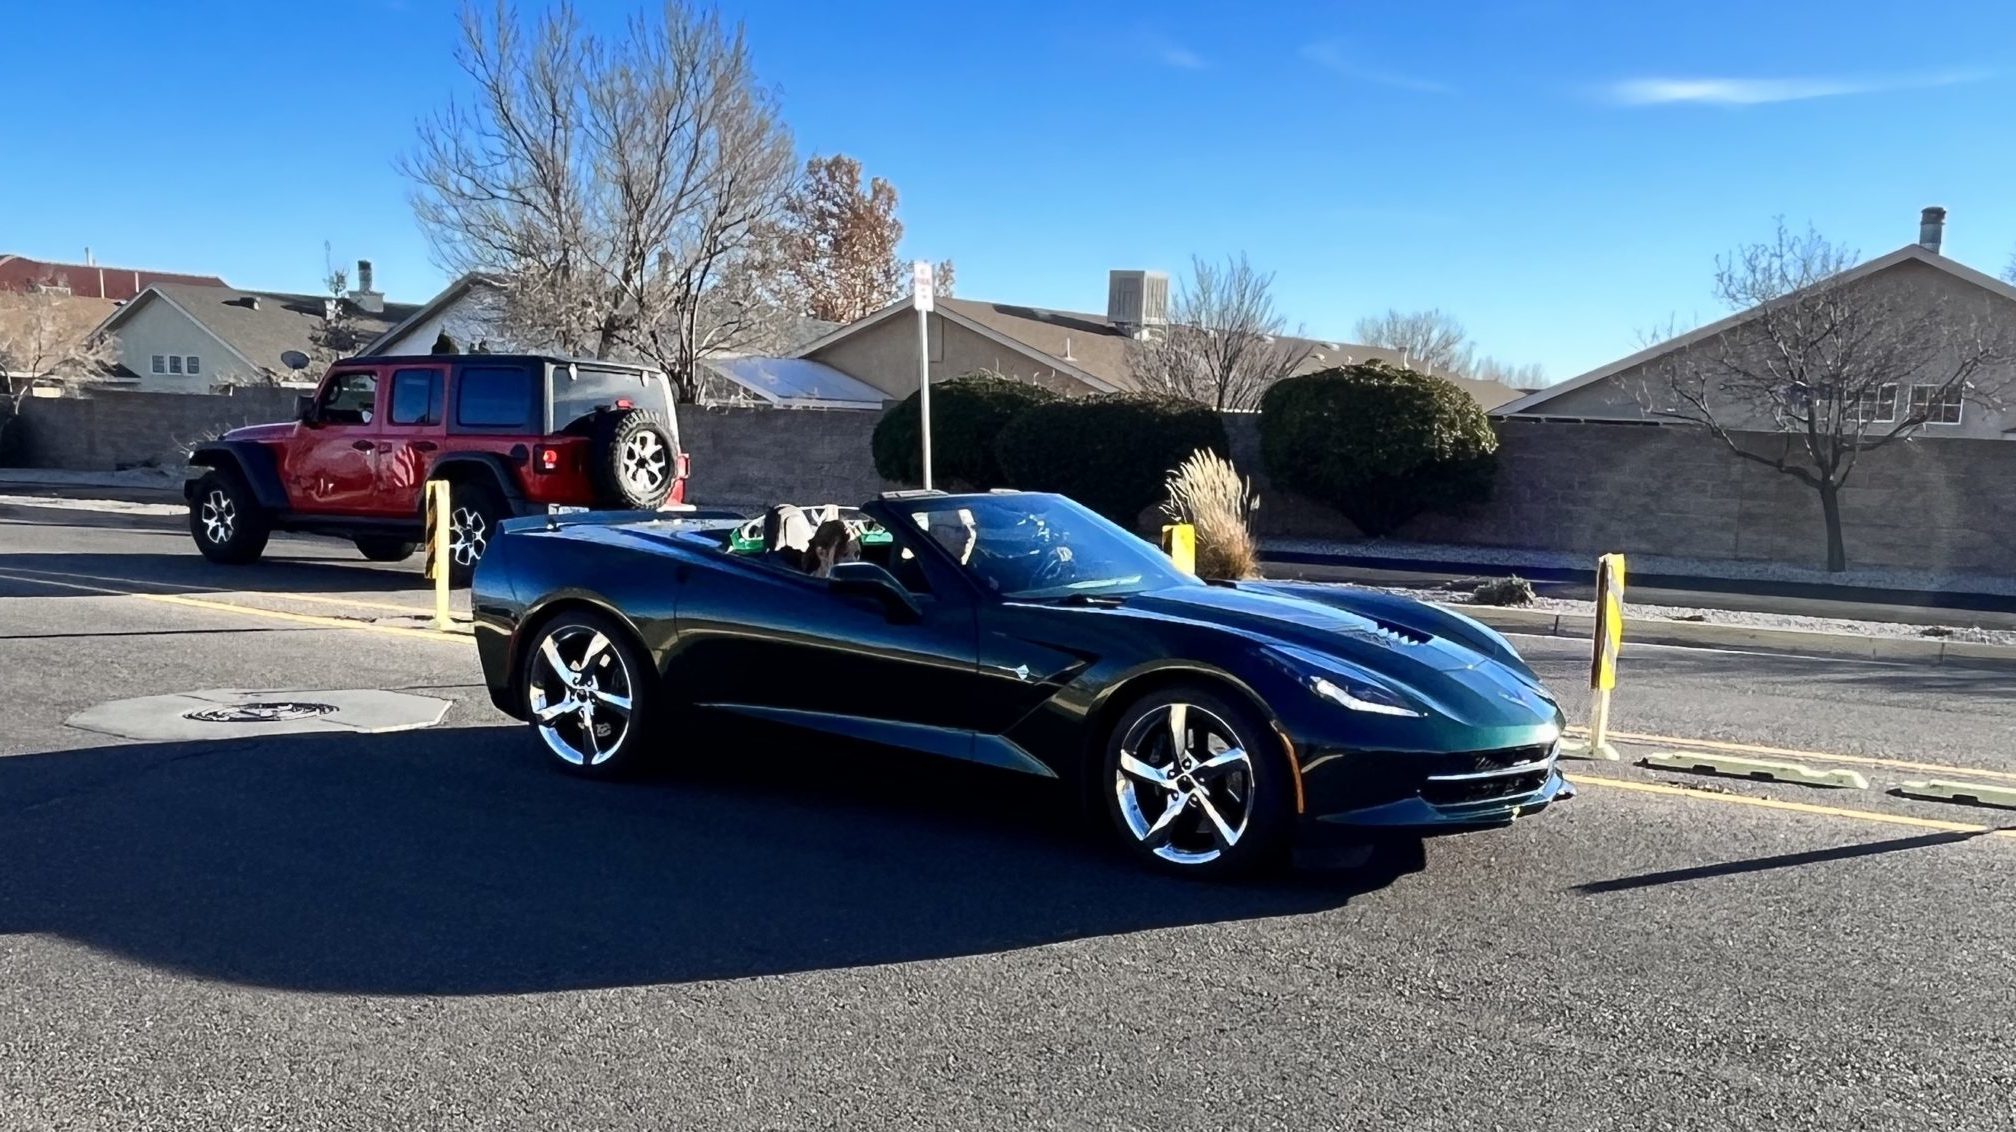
0 725 1420 995
0 551 430 598
1574 827 2007 894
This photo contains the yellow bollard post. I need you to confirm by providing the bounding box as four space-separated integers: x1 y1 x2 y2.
423 480 452 631
1565 552 1627 760
1161 523 1196 575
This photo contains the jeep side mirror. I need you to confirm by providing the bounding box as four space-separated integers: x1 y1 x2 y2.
295 394 318 424
827 561 922 623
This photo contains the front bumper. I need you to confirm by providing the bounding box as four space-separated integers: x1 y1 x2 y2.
1300 763 1573 841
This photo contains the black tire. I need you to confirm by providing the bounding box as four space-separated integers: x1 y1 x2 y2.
187 469 271 565
443 478 507 587
353 536 418 562
1101 683 1293 879
518 608 659 778
589 408 677 510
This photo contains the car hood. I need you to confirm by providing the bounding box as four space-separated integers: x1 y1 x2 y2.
1099 584 1558 729
221 422 295 443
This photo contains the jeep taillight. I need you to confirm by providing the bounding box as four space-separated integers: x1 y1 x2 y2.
534 444 561 473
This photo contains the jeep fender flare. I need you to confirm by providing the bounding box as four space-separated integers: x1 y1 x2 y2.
185 441 287 512
423 452 528 515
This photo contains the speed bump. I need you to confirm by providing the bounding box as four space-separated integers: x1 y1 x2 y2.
1640 751 1870 790
1894 780 2016 810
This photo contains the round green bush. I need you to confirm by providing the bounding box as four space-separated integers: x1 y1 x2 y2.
995 393 1230 525
1258 361 1497 536
872 372 1059 488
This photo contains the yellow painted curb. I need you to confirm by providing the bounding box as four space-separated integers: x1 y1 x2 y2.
1571 774 2016 838
1640 750 1870 790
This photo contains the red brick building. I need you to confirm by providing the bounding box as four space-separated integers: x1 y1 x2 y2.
0 253 226 301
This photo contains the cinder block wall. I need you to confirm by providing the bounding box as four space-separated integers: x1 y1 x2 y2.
676 405 893 510
14 389 300 471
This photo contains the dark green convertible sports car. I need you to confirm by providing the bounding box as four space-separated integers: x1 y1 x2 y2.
471 490 1571 877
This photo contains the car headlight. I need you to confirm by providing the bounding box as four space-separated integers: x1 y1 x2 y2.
1268 645 1426 718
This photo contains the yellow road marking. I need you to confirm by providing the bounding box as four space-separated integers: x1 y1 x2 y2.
1568 725 2016 784
0 570 472 644
0 563 444 619
1571 773 2016 839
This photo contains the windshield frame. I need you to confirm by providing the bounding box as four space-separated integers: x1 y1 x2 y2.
865 492 1203 603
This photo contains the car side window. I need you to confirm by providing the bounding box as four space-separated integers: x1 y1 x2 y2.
319 372 377 426
389 368 444 426
455 364 536 431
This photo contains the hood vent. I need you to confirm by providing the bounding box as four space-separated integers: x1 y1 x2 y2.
1366 618 1431 646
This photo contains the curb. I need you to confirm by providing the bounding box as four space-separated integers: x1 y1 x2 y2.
1446 603 2016 672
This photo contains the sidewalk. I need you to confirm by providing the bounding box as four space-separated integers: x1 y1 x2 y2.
0 467 189 505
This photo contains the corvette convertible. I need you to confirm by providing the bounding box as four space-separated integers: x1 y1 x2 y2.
471 490 1571 877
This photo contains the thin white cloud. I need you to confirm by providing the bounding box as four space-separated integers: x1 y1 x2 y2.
1301 41 1453 94
1136 31 1206 70
1605 69 1990 106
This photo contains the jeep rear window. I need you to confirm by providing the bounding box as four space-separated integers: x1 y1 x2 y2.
553 365 672 430
455 365 536 430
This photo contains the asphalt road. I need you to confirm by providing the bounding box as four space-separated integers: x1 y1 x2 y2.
3 498 2015 1131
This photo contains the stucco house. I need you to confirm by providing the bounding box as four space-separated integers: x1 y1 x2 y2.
787 269 1525 410
1496 208 2016 439
94 263 418 392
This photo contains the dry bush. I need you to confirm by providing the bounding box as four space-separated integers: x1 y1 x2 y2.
1471 575 1536 606
1161 448 1261 579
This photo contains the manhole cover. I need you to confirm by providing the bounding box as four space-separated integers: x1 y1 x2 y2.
182 701 341 724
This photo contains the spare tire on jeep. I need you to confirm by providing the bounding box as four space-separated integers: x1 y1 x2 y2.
589 407 678 511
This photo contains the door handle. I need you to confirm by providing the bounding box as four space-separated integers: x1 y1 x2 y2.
351 440 377 452
408 441 438 452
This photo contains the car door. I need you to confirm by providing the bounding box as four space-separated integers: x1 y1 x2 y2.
286 367 383 514
671 528 982 760
374 364 447 513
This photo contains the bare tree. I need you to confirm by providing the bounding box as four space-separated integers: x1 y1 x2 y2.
401 0 797 401
1639 220 2012 571
0 289 116 403
1471 356 1547 388
1352 308 1474 375
1126 253 1311 411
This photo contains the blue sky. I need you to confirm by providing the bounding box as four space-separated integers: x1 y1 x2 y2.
6 0 2014 380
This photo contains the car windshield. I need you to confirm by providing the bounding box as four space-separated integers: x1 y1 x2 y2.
551 363 674 431
892 494 1200 600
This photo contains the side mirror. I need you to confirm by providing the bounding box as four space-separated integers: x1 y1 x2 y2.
827 561 922 623
295 394 318 424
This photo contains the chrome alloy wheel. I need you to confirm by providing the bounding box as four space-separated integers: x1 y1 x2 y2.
449 505 489 567
1114 702 1255 865
526 625 636 767
619 430 670 497
199 489 237 544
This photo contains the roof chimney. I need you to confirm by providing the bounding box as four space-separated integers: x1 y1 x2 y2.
1107 269 1170 339
1919 206 1946 255
346 258 384 313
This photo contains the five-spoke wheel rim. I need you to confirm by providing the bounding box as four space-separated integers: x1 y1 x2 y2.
1115 703 1254 865
199 489 236 545
619 431 670 499
526 624 635 767
449 505 488 566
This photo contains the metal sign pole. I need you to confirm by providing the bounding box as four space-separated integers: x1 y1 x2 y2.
912 260 935 490
1584 552 1626 760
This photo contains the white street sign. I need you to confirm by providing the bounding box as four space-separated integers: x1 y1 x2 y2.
912 260 934 312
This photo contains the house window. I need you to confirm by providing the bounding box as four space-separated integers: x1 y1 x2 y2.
186 356 201 376
150 355 166 374
1849 383 1897 425
168 356 183 375
1909 384 1964 425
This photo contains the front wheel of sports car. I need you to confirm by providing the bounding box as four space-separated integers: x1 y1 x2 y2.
1103 685 1292 879
520 611 657 777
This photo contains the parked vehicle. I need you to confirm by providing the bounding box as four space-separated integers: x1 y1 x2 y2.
471 489 1572 878
183 354 688 582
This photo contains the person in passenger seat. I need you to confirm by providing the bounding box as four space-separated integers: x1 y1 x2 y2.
806 518 860 578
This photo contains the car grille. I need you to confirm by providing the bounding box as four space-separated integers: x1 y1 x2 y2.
1419 742 1558 809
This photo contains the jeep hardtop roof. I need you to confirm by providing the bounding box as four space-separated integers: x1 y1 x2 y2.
331 353 666 376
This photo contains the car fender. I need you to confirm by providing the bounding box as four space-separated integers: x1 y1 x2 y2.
185 440 287 511
1242 580 1539 681
424 452 528 512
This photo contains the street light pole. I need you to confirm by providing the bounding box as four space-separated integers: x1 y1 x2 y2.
912 260 935 490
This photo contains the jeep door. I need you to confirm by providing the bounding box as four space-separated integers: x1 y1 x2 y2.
287 367 383 514
374 364 448 513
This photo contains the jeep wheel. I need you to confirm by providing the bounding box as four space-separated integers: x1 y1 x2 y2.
188 470 271 565
354 536 418 563
590 408 676 511
445 480 506 586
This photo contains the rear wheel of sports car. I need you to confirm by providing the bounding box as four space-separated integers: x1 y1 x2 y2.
1103 685 1292 879
520 610 657 777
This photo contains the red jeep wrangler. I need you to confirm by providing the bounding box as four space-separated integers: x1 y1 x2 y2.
184 354 688 581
